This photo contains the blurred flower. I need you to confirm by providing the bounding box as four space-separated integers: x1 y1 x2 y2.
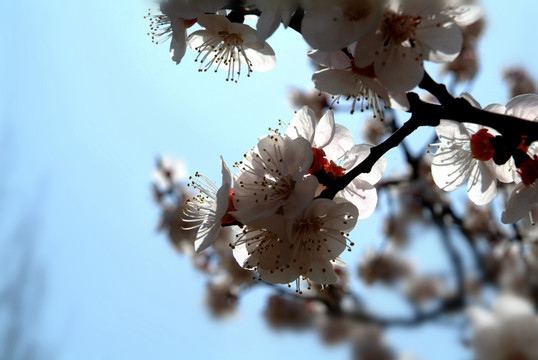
403 275 445 303
264 294 317 329
351 325 396 360
153 155 188 190
442 3 485 82
362 116 392 145
158 200 198 254
382 215 409 248
205 275 239 317
358 248 413 285
287 88 330 120
467 293 538 360
503 67 537 98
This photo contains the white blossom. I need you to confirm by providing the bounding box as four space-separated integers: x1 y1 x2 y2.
182 157 233 253
430 94 513 205
233 198 358 287
232 133 318 224
353 0 463 92
187 14 276 82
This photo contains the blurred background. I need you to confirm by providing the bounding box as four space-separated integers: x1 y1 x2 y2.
1 1 537 359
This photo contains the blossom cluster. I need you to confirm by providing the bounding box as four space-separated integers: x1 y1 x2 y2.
182 106 386 289
147 0 484 113
430 93 538 224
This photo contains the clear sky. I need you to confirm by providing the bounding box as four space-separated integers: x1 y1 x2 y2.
0 1 536 359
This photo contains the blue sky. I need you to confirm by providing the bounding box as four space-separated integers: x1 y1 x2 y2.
0 1 536 359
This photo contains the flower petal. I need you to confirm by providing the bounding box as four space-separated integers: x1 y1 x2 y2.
286 106 317 143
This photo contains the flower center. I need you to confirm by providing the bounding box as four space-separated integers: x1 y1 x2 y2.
194 31 253 82
293 218 322 241
470 128 495 161
381 12 421 46
271 174 295 201
308 147 346 185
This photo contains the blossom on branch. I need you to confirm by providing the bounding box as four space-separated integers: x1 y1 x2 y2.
489 93 538 223
430 94 513 205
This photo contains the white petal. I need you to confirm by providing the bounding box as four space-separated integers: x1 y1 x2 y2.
169 18 187 64
450 5 484 27
284 136 314 177
308 49 352 70
505 94 538 121
353 31 383 67
416 16 462 63
431 134 472 192
467 161 496 205
302 5 378 51
324 199 359 232
323 124 354 160
282 175 319 219
312 69 359 97
286 106 317 143
244 42 276 72
486 159 514 184
502 182 538 223
375 46 424 92
232 242 250 267
338 178 377 219
196 14 230 33
256 9 282 41
435 119 469 139
484 103 506 114
307 260 338 284
461 92 482 109
313 109 336 149
343 144 386 185
186 30 213 50
493 293 535 319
